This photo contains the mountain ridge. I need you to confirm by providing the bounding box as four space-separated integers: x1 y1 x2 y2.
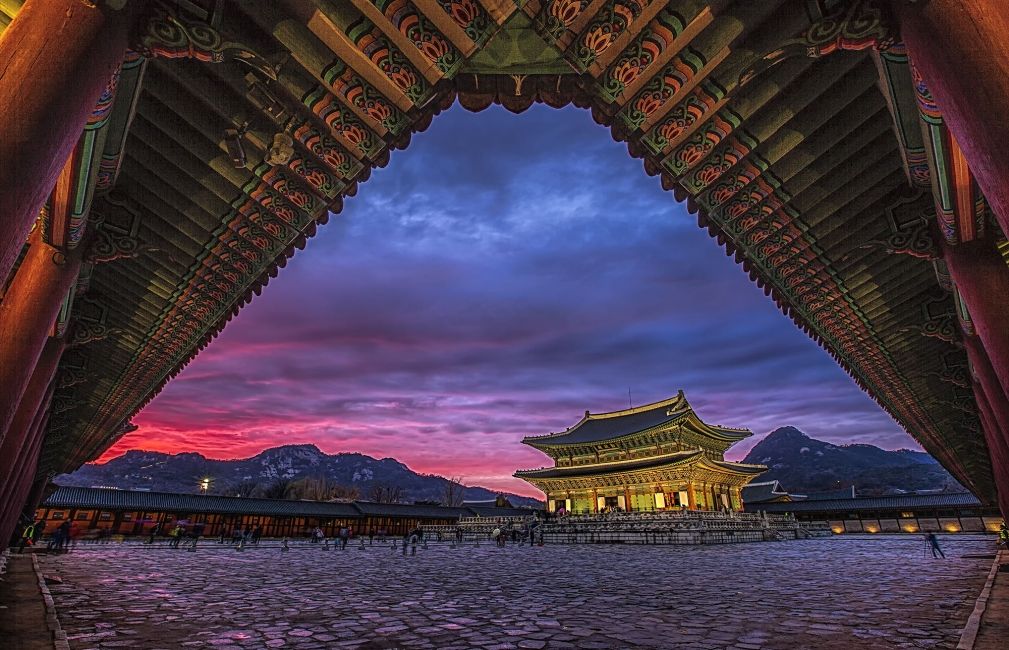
742 426 965 496
56 444 542 508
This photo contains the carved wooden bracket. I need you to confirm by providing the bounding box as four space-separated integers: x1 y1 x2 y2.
68 320 120 348
861 220 938 259
740 0 894 87
902 314 960 345
134 4 277 80
932 366 969 388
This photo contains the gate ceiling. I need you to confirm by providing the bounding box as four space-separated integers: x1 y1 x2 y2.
6 0 996 500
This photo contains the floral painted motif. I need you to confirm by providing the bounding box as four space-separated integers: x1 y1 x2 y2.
540 0 590 41
662 111 740 178
683 133 757 193
435 0 492 43
377 0 462 75
292 124 361 180
320 61 408 134
620 57 711 133
599 11 687 102
574 0 651 70
302 92 380 158
348 17 430 104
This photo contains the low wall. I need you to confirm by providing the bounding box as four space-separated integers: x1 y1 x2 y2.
541 527 789 545
824 516 1002 534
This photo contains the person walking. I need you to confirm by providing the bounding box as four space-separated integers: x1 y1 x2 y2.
339 526 350 550
52 520 71 552
926 532 945 558
18 519 39 553
252 526 262 544
169 524 184 548
148 522 161 544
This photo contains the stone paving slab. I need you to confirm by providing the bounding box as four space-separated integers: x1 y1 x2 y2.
35 535 997 649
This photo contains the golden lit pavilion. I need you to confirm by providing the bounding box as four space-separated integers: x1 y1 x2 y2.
516 392 765 514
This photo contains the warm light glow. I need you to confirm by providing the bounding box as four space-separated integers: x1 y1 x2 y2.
90 106 926 496
865 525 879 533
831 527 843 534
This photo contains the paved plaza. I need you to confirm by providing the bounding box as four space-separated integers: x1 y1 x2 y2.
38 535 997 649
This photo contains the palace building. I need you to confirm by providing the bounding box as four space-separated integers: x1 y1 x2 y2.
515 393 765 514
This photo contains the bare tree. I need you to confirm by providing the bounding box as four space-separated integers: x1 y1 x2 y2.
442 476 466 507
256 479 292 500
368 483 403 503
233 480 257 498
329 484 360 502
300 477 331 501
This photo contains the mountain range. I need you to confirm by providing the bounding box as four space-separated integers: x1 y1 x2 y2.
741 426 965 496
54 444 542 508
55 426 964 506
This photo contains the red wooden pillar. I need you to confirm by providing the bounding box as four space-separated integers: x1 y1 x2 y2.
0 338 64 510
0 411 49 545
973 385 1009 517
941 238 1009 399
895 1 1009 238
0 231 82 443
964 332 1009 517
0 385 51 537
0 0 134 284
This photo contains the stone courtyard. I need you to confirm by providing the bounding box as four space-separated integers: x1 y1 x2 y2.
37 535 997 649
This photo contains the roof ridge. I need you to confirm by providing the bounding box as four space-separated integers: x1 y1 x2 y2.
515 449 702 475
585 390 687 420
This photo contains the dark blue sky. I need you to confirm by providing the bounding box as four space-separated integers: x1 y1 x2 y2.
104 103 915 496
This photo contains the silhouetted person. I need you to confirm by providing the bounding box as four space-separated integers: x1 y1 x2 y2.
926 532 945 558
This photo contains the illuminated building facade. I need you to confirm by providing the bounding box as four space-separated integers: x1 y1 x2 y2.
516 393 765 514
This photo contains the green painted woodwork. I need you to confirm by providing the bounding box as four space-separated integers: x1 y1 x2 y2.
461 13 570 74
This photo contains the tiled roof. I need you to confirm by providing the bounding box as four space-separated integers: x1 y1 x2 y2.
466 506 539 518
351 502 475 519
748 492 983 513
741 480 790 504
42 487 544 520
44 486 362 518
515 451 702 479
799 486 857 501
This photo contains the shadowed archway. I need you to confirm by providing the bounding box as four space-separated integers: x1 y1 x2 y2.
1 0 1006 537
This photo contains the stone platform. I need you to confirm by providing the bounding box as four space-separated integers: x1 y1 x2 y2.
23 534 999 649
538 511 823 545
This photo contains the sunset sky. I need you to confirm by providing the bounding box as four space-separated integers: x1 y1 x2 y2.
98 103 918 497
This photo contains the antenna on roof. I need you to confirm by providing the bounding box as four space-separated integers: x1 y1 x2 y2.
628 387 632 408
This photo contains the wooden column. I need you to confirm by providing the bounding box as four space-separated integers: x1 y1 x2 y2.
895 1 1009 237
0 410 49 545
964 330 1009 518
0 383 52 537
0 337 63 510
0 231 82 443
942 238 1009 401
964 333 1009 449
686 482 696 510
0 0 135 284
973 385 1009 517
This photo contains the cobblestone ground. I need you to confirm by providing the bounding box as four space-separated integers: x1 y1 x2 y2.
38 535 996 649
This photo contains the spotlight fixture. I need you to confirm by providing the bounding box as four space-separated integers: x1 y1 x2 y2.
224 124 247 169
264 132 295 166
245 72 287 124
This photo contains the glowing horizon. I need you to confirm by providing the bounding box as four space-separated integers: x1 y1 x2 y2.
97 104 919 499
